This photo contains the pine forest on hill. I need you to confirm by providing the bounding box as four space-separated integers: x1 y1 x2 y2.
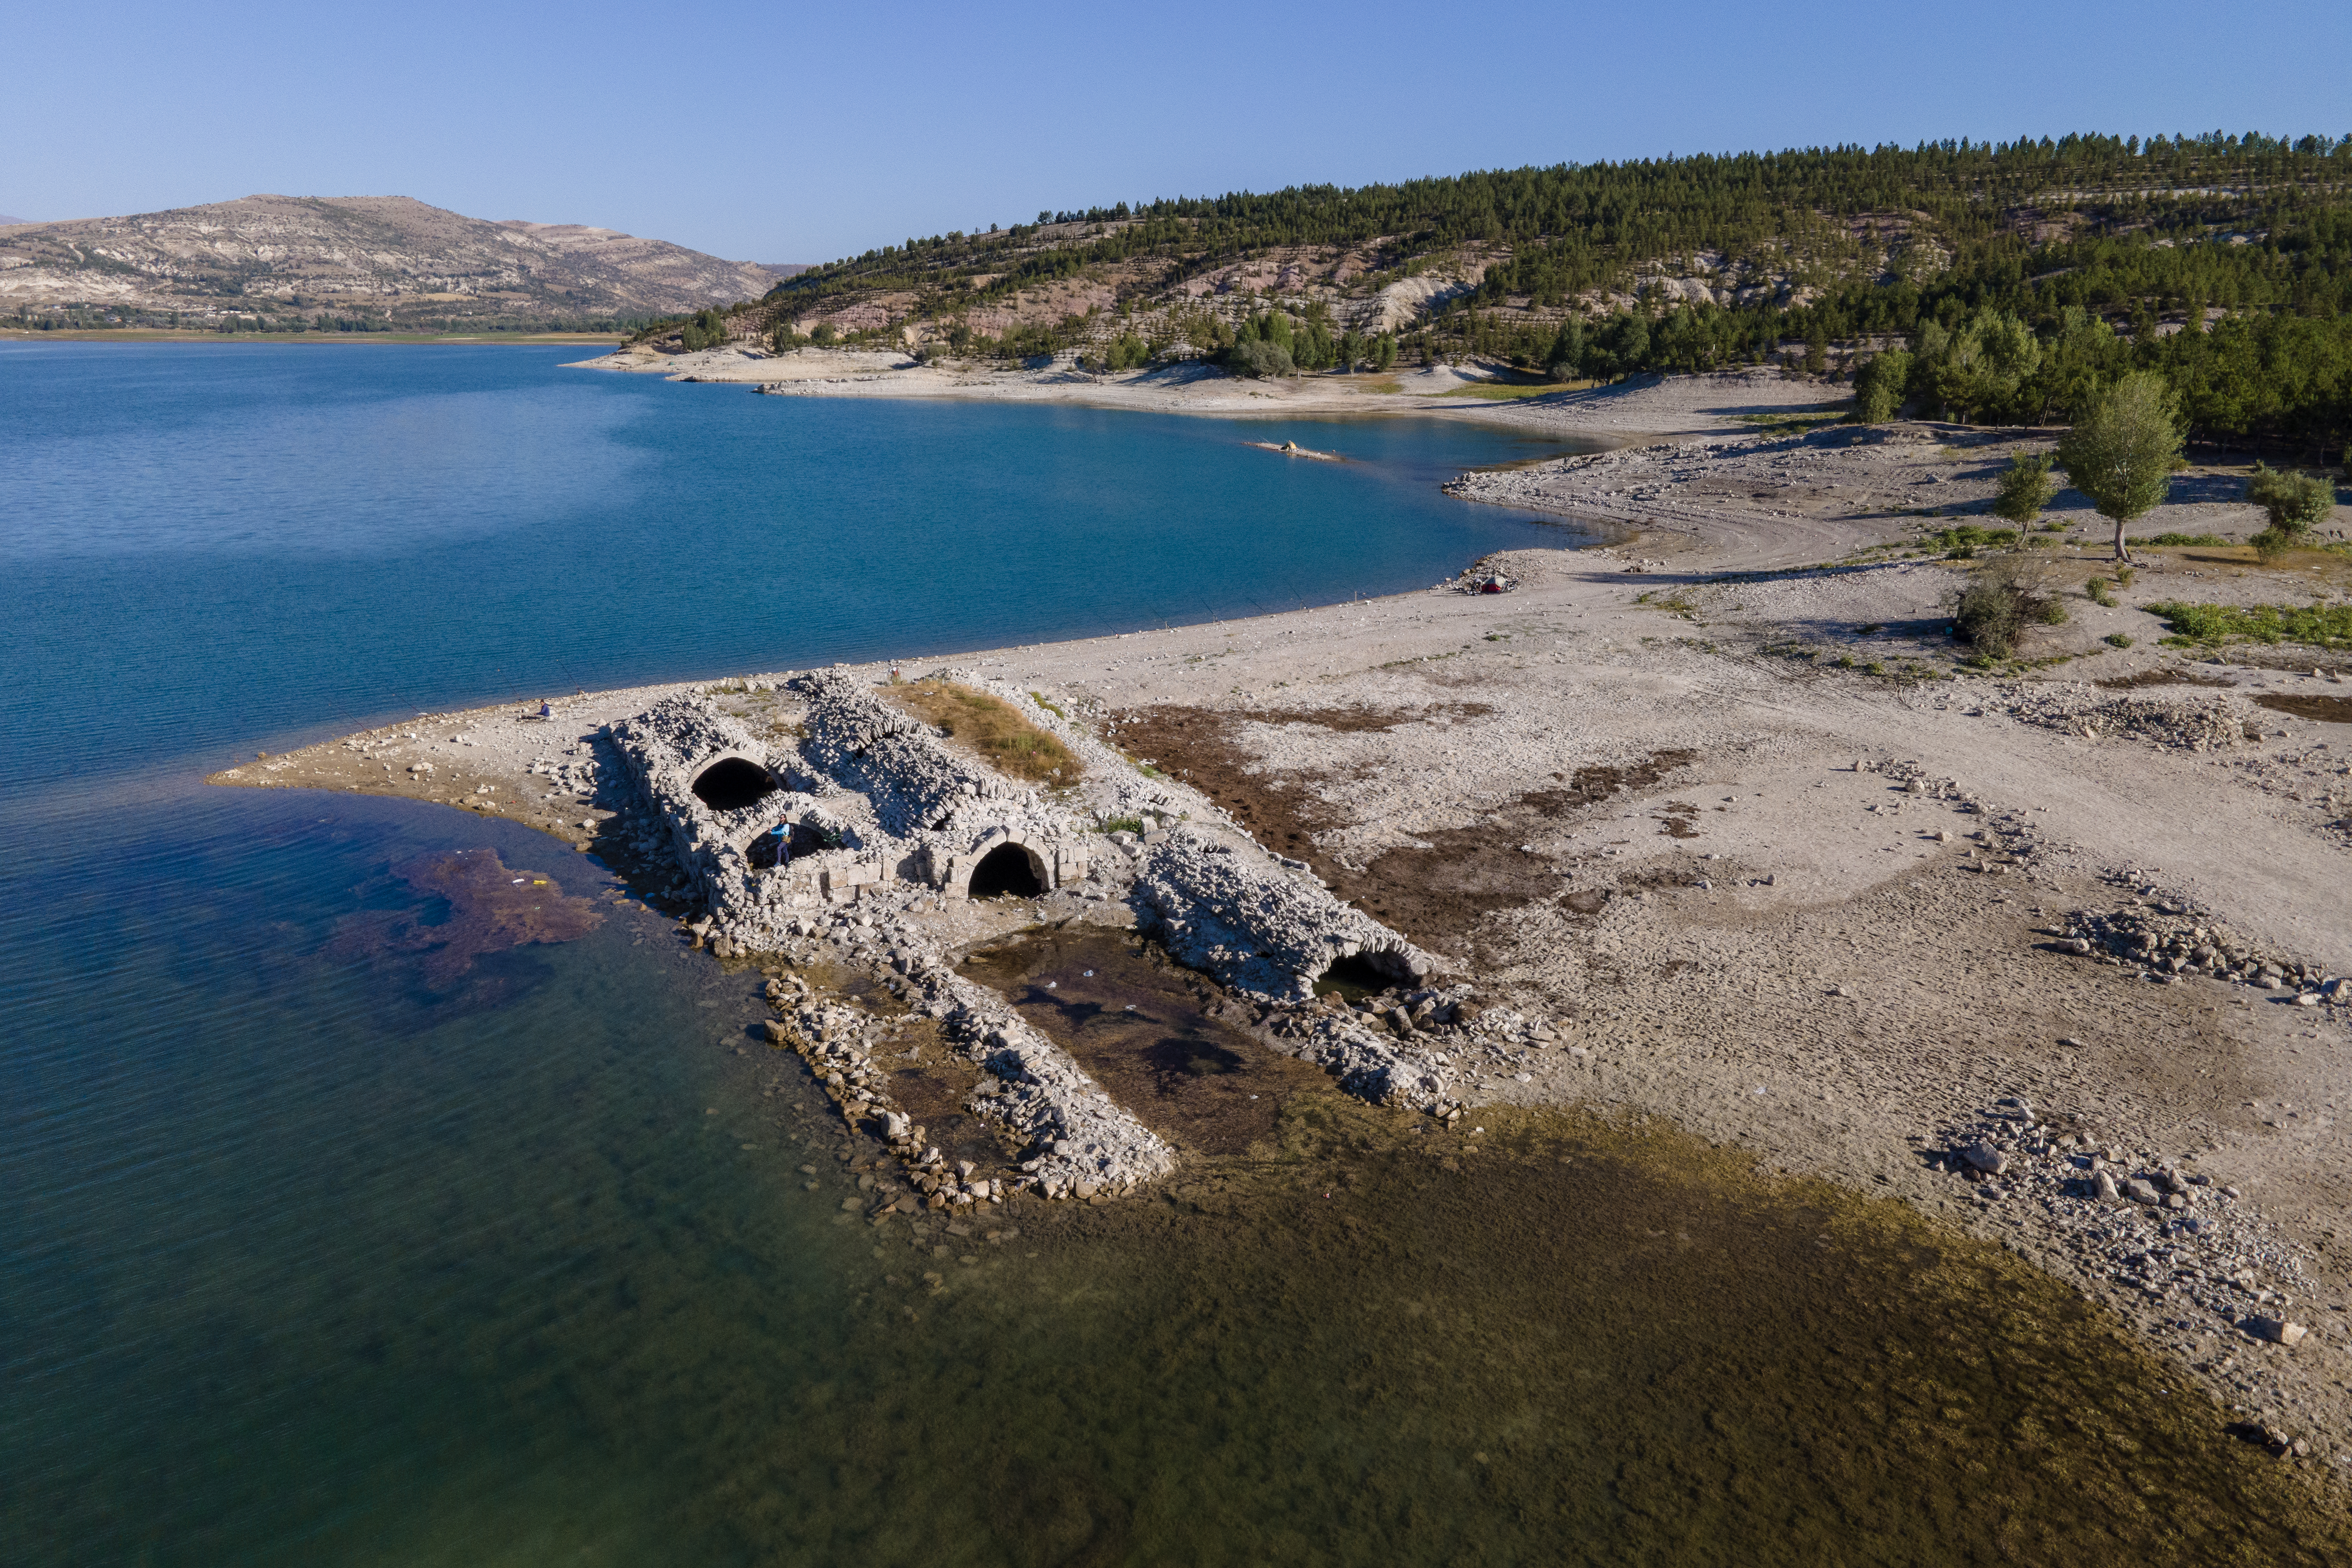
656 133 2352 456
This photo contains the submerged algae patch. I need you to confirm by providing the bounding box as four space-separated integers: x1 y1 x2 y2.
963 928 1329 1156
1030 1099 2347 1565
324 848 601 986
614 1088 2352 1567
656 960 2352 1568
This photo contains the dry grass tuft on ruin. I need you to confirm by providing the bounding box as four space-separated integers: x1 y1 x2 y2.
887 680 1081 785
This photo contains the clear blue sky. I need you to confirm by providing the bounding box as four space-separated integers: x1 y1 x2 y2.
7 0 2347 263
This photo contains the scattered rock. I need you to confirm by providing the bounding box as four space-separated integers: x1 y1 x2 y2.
1959 1142 2007 1175
2246 1316 2308 1347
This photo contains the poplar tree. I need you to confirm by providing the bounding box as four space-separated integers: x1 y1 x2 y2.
2057 372 2183 561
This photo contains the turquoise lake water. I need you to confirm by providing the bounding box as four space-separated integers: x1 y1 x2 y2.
4 343 2339 1566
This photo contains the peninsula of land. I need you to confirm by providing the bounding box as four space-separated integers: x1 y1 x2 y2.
216 367 2352 1485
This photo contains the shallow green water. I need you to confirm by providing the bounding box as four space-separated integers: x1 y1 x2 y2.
12 799 2344 1567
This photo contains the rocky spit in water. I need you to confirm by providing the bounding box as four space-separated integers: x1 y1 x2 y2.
607 670 1452 1199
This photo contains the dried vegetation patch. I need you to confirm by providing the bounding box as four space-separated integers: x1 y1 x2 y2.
885 680 1081 785
1106 703 1699 962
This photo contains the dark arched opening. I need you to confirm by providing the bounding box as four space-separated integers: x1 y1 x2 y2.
747 822 830 869
967 842 1045 899
1312 953 1399 1003
691 757 776 812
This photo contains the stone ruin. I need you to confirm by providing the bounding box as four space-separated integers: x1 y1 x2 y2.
610 670 1100 941
607 668 1452 1198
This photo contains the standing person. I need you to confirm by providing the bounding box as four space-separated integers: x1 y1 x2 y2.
769 822 792 871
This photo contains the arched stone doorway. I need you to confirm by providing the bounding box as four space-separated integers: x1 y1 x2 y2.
967 841 1047 899
691 756 777 812
1311 952 1395 1002
1310 947 1421 999
747 822 829 869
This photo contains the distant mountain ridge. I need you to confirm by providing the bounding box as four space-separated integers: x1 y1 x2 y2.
0 214 29 228
0 194 790 329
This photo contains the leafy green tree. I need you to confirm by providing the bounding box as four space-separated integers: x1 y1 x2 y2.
1587 312 1649 380
2246 462 2335 556
2056 371 2184 561
1223 339 1295 378
1802 320 1829 376
1339 329 1364 371
1293 318 1335 370
1919 308 2040 423
2031 308 2126 423
1239 311 1296 354
1545 318 1587 380
1853 350 1911 422
1089 332 1152 372
1372 333 1398 372
1991 452 2057 523
811 322 836 346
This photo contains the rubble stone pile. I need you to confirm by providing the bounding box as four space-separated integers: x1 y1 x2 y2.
1928 1097 2327 1446
2058 903 2346 1005
2002 682 2254 752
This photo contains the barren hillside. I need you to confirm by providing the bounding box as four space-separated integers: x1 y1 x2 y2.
0 194 796 330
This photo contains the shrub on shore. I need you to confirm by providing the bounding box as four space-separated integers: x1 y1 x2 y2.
1952 558 2064 657
1929 523 2020 558
1223 339 1296 379
2247 463 2334 558
2146 600 2352 649
1991 452 2057 524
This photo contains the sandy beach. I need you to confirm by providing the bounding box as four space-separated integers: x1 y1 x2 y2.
220 367 2352 1482
565 343 1855 435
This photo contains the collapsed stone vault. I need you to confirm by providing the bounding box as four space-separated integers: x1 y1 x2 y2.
607 668 1453 1198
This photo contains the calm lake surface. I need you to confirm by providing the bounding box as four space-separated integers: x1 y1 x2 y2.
3 343 2340 1565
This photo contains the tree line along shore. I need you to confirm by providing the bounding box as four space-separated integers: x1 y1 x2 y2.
622 132 2351 461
